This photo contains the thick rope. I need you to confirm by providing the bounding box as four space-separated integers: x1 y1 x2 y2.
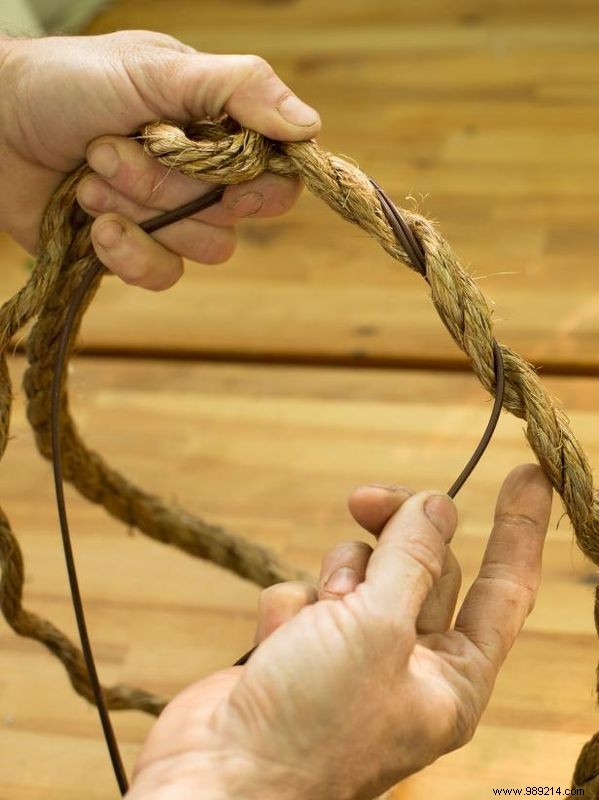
0 157 310 716
0 118 597 786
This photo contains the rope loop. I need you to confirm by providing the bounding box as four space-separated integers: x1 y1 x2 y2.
0 117 596 791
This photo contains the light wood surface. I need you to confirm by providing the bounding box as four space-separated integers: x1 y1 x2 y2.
1 356 598 798
2 0 599 368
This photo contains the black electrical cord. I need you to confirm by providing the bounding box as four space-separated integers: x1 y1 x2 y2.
51 179 505 792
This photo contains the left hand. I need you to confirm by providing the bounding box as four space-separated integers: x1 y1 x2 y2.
0 31 320 289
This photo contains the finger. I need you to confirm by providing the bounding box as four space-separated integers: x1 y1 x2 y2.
81 137 303 225
214 54 320 139
454 464 552 675
88 199 237 266
350 485 460 632
90 213 235 289
318 540 374 600
154 51 321 140
86 190 237 265
348 484 413 538
254 581 317 644
416 547 461 634
364 491 458 624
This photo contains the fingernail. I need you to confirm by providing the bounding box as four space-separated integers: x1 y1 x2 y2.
88 143 119 179
95 219 124 249
424 494 456 540
230 191 264 217
277 94 320 127
78 178 109 211
324 566 357 595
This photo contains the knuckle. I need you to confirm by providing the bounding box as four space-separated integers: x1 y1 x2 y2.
402 532 444 582
495 510 540 532
241 54 274 79
121 43 188 117
199 229 236 265
129 168 162 206
112 29 173 49
145 31 188 51
147 49 186 89
516 580 538 615
479 567 538 614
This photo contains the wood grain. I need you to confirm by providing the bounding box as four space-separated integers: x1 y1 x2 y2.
3 0 598 369
0 356 597 798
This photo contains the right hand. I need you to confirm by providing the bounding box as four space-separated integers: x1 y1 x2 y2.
127 463 552 800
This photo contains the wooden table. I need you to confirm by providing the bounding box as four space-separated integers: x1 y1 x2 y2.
1 1 598 797
1 359 597 798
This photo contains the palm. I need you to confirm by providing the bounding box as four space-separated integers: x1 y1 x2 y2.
132 666 242 779
132 600 471 799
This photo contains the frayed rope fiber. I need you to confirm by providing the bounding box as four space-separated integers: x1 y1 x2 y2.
0 117 597 789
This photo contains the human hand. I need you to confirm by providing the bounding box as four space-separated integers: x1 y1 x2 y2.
125 463 552 800
0 31 320 289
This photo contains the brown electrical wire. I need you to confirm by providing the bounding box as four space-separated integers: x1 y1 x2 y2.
51 185 226 795
51 180 505 793
233 182 506 668
368 178 506 499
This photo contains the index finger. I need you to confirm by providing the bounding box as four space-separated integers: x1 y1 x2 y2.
454 463 553 675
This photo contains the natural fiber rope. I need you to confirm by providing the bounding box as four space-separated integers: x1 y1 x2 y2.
0 117 597 789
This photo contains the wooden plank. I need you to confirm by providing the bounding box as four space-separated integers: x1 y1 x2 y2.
2 0 599 369
0 356 598 797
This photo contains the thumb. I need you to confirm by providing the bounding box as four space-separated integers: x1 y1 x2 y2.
143 49 321 141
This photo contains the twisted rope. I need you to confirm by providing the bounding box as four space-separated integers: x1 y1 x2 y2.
0 118 597 788
0 156 310 717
